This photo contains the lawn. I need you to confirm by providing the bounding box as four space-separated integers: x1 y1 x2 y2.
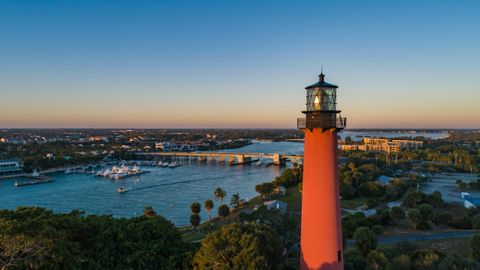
340 196 369 209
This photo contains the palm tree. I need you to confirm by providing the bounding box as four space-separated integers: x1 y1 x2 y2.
230 193 241 209
214 187 226 203
190 202 201 214
204 199 214 220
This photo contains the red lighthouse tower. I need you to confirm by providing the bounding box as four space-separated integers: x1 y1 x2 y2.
298 73 346 270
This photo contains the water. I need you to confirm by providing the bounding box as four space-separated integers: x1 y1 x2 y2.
0 132 445 226
0 142 303 226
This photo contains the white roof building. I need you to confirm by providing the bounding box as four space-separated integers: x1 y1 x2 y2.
263 200 287 215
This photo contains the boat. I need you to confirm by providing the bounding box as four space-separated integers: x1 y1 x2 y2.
168 162 181 168
118 186 127 193
161 162 170 167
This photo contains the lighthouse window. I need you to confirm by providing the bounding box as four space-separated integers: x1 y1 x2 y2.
306 87 337 111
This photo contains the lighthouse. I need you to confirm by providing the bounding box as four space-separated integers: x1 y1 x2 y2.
298 73 346 270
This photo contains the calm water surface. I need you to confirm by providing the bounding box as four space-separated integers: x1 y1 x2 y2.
0 142 302 226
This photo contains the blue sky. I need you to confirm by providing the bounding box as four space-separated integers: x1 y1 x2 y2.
1 0 479 128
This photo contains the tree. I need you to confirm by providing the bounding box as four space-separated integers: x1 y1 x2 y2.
353 227 377 256
204 200 214 220
471 233 480 261
402 192 424 208
230 193 241 209
359 182 384 198
193 223 283 270
428 191 444 208
214 187 227 203
407 209 422 230
0 207 189 269
366 250 388 270
143 205 156 217
218 204 230 220
190 202 201 214
255 182 274 200
389 207 406 225
190 214 201 229
418 203 434 221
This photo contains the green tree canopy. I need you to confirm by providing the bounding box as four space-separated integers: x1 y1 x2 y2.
407 209 422 230
354 227 377 256
192 223 283 270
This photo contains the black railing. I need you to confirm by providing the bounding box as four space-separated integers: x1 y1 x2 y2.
297 115 346 129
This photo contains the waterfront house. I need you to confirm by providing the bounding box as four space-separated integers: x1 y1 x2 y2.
0 158 23 177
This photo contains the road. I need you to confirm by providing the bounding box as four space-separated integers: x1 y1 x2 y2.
346 230 477 247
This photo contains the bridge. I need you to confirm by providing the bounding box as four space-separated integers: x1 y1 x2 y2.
137 152 303 165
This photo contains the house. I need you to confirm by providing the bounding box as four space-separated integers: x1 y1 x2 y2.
376 175 392 186
263 200 288 215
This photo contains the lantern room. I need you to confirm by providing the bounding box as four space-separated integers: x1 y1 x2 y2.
298 73 346 130
304 73 338 112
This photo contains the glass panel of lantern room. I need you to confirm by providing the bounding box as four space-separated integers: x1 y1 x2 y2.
322 88 337 111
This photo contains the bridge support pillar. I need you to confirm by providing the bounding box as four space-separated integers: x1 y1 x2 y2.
273 154 286 165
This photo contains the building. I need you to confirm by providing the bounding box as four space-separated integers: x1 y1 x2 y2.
462 193 480 208
298 73 345 269
341 137 422 153
155 142 197 152
0 159 23 177
376 175 392 185
263 200 288 215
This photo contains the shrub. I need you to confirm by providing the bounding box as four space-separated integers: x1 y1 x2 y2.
471 214 480 229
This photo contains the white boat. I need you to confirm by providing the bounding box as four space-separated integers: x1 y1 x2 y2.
118 186 127 193
168 162 181 168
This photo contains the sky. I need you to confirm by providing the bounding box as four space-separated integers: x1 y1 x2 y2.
0 0 479 129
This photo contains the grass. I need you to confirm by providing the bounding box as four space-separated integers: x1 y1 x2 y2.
341 196 369 209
